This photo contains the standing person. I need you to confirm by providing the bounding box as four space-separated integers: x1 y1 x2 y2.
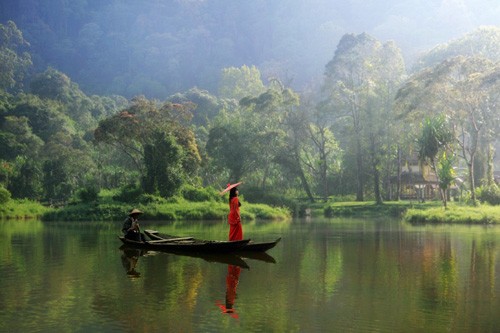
122 208 145 242
227 185 243 241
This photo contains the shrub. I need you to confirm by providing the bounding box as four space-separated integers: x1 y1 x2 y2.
181 184 216 202
0 186 11 205
476 184 500 205
138 193 167 204
113 183 143 203
243 186 301 213
77 186 99 203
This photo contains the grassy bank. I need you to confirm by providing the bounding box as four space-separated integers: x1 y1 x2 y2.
403 203 500 224
41 198 291 222
0 199 53 219
323 200 442 218
3 195 499 225
323 200 500 224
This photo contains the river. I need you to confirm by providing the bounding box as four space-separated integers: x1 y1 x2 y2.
1 217 499 332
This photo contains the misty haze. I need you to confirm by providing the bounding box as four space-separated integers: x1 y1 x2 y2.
1 1 500 332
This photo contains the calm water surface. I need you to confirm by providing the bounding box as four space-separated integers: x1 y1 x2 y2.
1 217 499 332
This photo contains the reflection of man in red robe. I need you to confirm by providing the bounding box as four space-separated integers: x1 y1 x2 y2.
228 186 243 241
216 265 241 319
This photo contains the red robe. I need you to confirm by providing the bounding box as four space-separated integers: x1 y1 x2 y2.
228 197 243 241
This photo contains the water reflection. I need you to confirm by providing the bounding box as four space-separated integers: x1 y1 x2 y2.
120 247 143 278
216 265 241 319
239 251 277 263
4 219 500 332
118 244 278 273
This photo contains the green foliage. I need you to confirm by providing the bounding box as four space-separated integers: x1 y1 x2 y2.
404 204 500 224
95 97 201 198
39 197 290 222
181 184 219 202
476 184 500 205
30 68 99 130
418 116 454 165
42 202 126 221
9 158 43 200
9 93 76 142
245 203 290 220
167 88 223 126
0 185 11 204
113 183 143 203
243 186 303 214
137 193 167 205
218 65 266 101
42 159 72 201
0 21 32 92
324 201 415 217
1 15 500 212
0 198 51 219
143 131 184 198
413 26 500 72
437 152 456 190
0 115 44 159
77 186 99 203
322 32 406 202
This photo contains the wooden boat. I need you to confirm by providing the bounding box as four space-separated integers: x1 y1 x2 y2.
144 230 281 252
118 235 250 253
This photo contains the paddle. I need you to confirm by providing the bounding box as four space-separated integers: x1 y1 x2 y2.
132 218 144 242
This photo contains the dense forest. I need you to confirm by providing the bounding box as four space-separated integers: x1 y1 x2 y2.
0 1 499 209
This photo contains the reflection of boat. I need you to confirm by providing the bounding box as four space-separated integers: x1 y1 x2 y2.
118 235 250 253
239 251 276 263
144 230 281 252
119 244 250 269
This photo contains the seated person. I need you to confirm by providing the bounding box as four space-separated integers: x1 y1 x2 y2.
122 208 145 242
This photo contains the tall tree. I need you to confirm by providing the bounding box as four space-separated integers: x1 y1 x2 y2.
303 123 342 201
94 96 201 197
218 65 266 101
322 33 406 202
417 116 454 207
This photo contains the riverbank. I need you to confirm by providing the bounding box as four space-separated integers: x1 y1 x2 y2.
42 199 291 221
2 197 499 224
1 197 291 221
0 199 52 220
323 201 429 218
323 200 500 224
403 204 500 224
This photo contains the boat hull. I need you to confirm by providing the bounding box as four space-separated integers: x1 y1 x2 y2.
144 230 281 252
118 236 250 253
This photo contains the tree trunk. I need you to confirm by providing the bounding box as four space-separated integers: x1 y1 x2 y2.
374 166 383 205
486 142 494 186
355 136 364 201
370 136 383 205
396 145 402 201
293 147 315 203
468 160 476 205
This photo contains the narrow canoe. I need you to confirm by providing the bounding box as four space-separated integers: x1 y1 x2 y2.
144 230 281 252
118 236 250 253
